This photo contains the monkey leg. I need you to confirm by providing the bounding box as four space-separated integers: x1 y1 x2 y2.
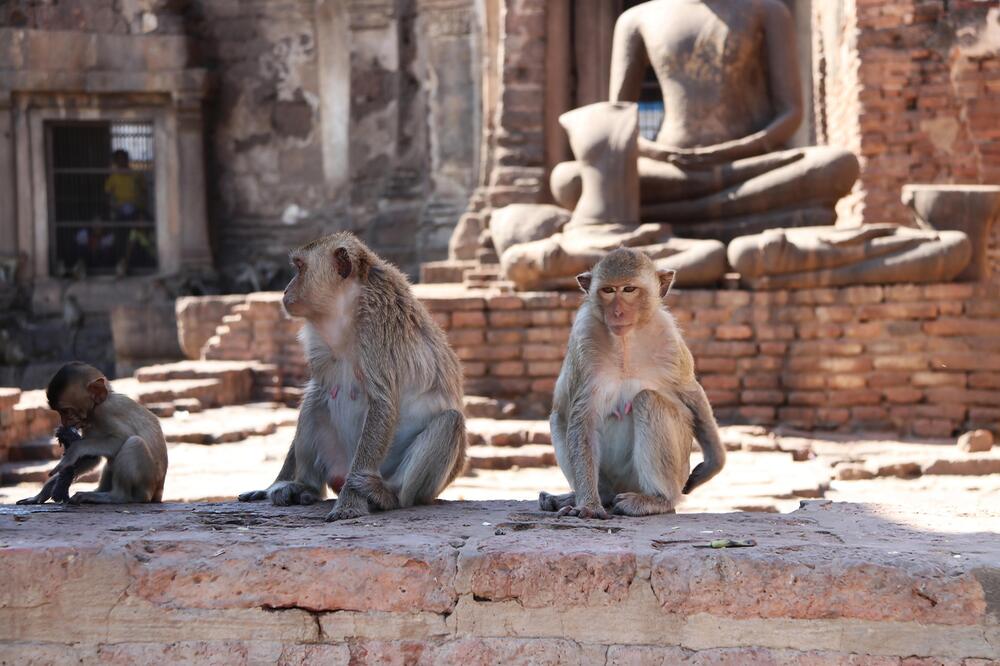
240 388 331 506
68 490 132 504
611 389 692 517
108 436 161 503
389 409 465 508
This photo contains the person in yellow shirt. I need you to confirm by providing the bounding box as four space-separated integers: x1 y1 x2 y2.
104 149 154 275
105 149 146 221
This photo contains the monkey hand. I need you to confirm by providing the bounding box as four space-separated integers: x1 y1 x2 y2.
557 502 608 520
55 426 82 448
325 491 370 522
16 493 46 505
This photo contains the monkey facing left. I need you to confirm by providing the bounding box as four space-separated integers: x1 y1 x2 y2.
16 362 168 505
240 232 467 522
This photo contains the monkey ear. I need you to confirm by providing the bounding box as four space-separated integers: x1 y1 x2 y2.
656 269 676 298
576 272 592 293
333 247 352 279
86 376 109 404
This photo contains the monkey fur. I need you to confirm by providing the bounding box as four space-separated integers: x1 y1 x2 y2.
239 232 467 522
540 248 726 518
17 362 168 505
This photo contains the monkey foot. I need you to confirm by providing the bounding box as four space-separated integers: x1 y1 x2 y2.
325 502 369 522
538 491 575 512
557 503 609 520
611 492 676 517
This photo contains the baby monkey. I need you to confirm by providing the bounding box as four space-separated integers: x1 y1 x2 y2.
540 248 725 518
18 362 167 504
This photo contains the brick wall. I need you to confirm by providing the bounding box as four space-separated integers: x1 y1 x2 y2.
814 0 1000 254
199 283 1000 438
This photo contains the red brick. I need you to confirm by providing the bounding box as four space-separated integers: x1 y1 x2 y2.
736 406 776 423
923 283 975 300
741 390 784 405
796 323 844 340
489 311 534 328
715 324 753 341
695 358 738 373
781 374 825 390
452 311 487 328
911 371 966 388
882 385 923 403
970 373 1000 389
522 344 564 361
462 362 487 378
818 357 874 373
705 389 738 406
737 357 782 371
858 303 939 320
690 341 757 357
788 391 826 406
526 361 562 377
702 375 740 390
754 324 795 340
826 389 882 406
872 355 929 371
791 288 838 305
715 291 751 307
743 374 780 389
487 295 525 310
912 419 955 438
815 408 850 426
695 309 734 325
814 306 856 323
842 322 885 339
486 330 525 345
530 378 556 393
758 342 788 356
851 406 890 423
448 329 485 346
827 374 867 390
932 353 1000 371
841 285 884 304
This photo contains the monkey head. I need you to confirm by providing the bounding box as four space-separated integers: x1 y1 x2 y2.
283 232 373 319
46 362 110 428
577 248 675 337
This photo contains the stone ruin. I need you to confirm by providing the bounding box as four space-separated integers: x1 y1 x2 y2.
1 1 1000 663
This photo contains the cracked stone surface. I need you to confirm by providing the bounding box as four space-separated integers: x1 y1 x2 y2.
0 500 997 663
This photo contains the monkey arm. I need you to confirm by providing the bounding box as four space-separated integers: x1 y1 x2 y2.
563 394 605 515
681 383 726 494
49 435 121 476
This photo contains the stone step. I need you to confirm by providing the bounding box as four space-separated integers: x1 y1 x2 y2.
463 396 518 420
161 403 299 445
466 418 551 447
0 500 995 662
113 378 230 409
465 444 556 471
5 435 60 463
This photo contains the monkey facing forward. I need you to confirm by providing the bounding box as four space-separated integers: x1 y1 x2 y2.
18 362 167 504
540 248 725 518
239 232 467 522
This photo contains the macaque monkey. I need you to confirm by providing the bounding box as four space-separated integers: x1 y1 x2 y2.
18 362 168 504
239 232 467 522
540 248 725 518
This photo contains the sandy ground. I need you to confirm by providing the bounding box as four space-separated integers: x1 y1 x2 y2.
4 420 998 529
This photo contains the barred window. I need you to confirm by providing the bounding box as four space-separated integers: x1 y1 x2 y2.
47 121 158 277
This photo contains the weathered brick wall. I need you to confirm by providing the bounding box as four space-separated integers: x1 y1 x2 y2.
814 0 1000 250
199 283 1000 438
0 388 59 463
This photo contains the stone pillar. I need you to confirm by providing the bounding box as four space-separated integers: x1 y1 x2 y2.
0 93 16 261
173 93 212 272
316 0 351 198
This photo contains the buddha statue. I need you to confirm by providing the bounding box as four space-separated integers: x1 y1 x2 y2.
550 0 860 240
490 0 972 290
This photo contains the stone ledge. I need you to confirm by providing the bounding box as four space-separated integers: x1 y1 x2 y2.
0 501 997 662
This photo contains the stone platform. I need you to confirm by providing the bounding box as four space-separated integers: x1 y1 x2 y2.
0 500 997 663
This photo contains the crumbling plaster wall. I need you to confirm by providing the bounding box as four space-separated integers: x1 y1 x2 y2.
2 0 481 280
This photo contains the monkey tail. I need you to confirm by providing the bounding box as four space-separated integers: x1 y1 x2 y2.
681 385 726 494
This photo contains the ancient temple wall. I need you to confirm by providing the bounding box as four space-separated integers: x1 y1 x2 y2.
814 0 1000 261
198 283 1000 438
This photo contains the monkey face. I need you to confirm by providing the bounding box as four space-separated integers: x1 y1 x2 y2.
597 283 645 336
53 378 106 427
284 234 369 321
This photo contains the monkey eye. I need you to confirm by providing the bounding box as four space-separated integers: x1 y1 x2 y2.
623 286 637 293
600 287 615 294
